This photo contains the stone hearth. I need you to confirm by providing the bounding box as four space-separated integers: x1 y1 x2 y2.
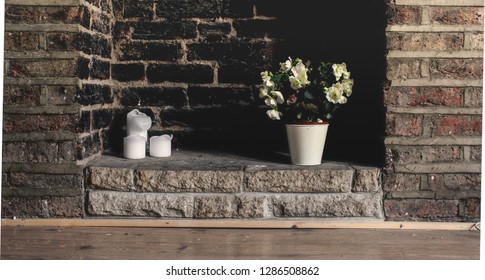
86 151 383 219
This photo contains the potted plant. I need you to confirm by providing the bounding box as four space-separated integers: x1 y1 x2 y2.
258 57 354 165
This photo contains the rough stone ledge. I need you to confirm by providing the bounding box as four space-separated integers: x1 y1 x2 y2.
86 150 384 219
87 191 384 219
87 150 381 194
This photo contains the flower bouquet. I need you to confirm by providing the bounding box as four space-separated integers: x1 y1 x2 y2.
258 57 354 123
258 57 354 165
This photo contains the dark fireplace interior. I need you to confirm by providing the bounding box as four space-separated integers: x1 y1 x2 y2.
106 0 388 167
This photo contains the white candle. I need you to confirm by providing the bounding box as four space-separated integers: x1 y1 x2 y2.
126 109 152 140
124 134 146 159
149 134 173 157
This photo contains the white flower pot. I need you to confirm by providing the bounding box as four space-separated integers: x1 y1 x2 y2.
285 123 329 165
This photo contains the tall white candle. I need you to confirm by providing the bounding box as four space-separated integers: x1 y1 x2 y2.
126 109 152 140
124 134 146 159
149 134 173 157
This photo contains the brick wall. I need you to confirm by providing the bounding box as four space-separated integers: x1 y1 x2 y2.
384 0 482 221
2 0 482 221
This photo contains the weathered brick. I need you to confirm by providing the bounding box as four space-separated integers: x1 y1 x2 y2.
78 84 112 105
3 141 75 163
147 64 214 83
382 172 421 192
465 88 483 107
78 57 90 79
5 5 80 24
76 132 102 160
430 59 483 79
91 10 111 34
198 22 232 41
187 86 253 107
93 109 113 129
1 196 84 218
116 41 180 61
3 114 79 133
120 87 187 107
79 111 91 133
386 146 461 164
431 115 482 137
79 32 111 57
45 86 78 105
429 173 481 193
388 5 422 25
3 85 41 106
90 59 110 80
8 59 77 78
119 0 154 19
384 87 465 107
155 0 253 19
114 21 197 40
469 146 481 162
386 113 423 136
465 198 480 219
4 32 40 51
430 7 483 25
386 58 422 80
47 32 79 51
387 33 463 51
112 63 145 82
3 172 83 197
384 199 459 221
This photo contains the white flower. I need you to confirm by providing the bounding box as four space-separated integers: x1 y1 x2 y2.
265 97 277 107
289 76 302 90
271 90 284 104
342 79 354 96
261 71 274 87
291 61 310 87
259 87 269 98
266 109 282 120
325 83 347 104
280 57 293 72
332 63 350 81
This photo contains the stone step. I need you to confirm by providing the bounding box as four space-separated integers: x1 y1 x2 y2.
86 150 384 219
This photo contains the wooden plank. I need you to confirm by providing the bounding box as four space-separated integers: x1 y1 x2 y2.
1 226 480 260
2 218 479 231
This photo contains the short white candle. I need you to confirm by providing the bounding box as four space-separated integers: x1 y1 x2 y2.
126 109 152 140
149 134 173 157
124 134 146 159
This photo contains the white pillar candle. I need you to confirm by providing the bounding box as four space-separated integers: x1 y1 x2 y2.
149 134 173 157
126 109 152 140
124 134 146 159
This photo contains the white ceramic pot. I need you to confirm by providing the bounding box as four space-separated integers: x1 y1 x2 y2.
285 123 329 165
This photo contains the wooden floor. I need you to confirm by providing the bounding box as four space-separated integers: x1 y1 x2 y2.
1 226 480 260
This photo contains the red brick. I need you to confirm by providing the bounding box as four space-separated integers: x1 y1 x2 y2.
3 114 80 133
5 6 80 24
4 32 40 51
387 33 464 51
388 6 422 25
386 58 421 80
384 199 459 221
386 113 423 136
429 174 481 192
382 172 421 192
465 198 480 218
387 146 461 164
8 59 78 78
385 87 464 107
430 7 483 25
3 85 41 106
430 59 483 79
431 115 482 136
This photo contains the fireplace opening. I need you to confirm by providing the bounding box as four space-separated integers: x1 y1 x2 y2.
106 0 387 167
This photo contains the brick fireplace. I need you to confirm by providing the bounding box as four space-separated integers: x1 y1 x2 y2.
2 0 482 222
